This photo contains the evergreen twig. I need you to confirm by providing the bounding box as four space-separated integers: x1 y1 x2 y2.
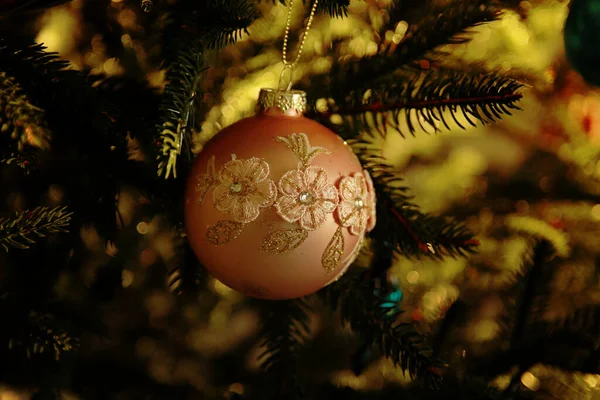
352 154 478 259
311 70 522 139
0 71 50 171
510 240 552 348
190 0 260 49
7 310 79 361
257 298 310 400
166 242 207 296
0 33 125 241
321 269 444 387
0 206 72 251
156 45 207 179
331 0 500 89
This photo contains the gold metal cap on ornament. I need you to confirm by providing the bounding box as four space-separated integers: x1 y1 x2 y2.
257 88 307 116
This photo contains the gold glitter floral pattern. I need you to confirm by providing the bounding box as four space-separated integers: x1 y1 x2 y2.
261 228 308 254
206 220 244 246
198 131 377 278
196 155 216 202
337 172 372 235
213 155 277 224
275 166 339 231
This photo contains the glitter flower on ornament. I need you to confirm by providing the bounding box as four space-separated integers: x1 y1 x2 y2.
212 156 277 223
275 165 339 230
337 172 376 235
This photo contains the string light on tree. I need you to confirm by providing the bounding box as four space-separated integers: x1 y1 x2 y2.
184 0 377 300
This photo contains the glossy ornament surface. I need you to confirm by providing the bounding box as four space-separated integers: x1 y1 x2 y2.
185 89 376 300
564 0 600 87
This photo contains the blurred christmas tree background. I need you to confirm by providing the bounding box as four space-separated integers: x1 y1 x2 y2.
2 0 600 398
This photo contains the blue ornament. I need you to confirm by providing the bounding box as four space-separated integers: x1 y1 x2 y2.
374 276 403 320
564 0 600 86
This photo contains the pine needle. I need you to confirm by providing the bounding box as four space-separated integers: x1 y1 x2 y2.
257 298 310 400
156 47 207 179
312 69 523 139
0 71 50 171
0 206 73 251
7 310 79 361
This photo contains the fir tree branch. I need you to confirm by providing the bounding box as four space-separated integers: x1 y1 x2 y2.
156 44 207 179
353 154 478 259
0 33 125 241
310 70 522 139
186 0 260 49
0 206 72 252
317 377 507 400
88 74 161 156
509 240 551 349
330 0 500 90
389 0 500 63
321 268 444 387
7 310 79 361
0 71 50 171
158 0 259 62
166 242 207 296
257 298 310 400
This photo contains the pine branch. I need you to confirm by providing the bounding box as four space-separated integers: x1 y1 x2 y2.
88 74 161 154
189 0 260 49
0 33 125 241
0 71 50 171
317 378 511 400
156 44 207 179
321 268 444 387
329 0 500 91
158 0 259 62
0 206 72 252
390 0 500 63
310 69 522 139
257 298 310 400
7 310 79 361
550 305 600 339
509 240 551 349
166 242 207 296
354 154 478 259
474 328 600 378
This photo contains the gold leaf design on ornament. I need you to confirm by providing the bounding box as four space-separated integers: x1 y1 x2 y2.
196 155 216 203
322 226 345 274
324 236 364 286
205 220 244 246
261 228 309 254
276 133 331 168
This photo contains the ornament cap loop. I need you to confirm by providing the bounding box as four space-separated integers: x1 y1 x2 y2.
257 88 307 116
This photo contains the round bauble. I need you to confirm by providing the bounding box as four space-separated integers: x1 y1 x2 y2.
185 89 376 300
564 0 600 87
